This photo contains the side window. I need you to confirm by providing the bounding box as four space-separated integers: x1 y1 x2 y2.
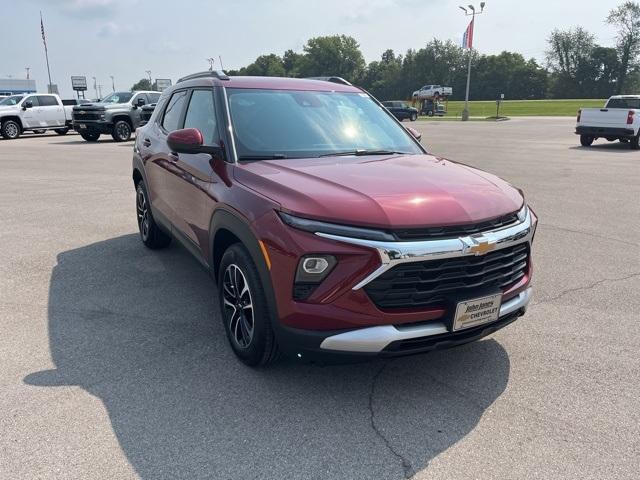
161 90 188 132
24 96 39 107
147 92 160 104
38 96 59 106
183 89 219 144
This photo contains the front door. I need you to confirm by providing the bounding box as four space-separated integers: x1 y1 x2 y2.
20 96 40 128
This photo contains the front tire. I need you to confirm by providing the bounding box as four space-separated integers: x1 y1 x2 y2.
112 120 132 142
580 134 594 147
135 181 171 249
218 244 279 366
1 120 21 139
80 131 100 142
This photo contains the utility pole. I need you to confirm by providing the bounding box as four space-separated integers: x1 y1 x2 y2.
97 84 103 98
145 70 152 88
25 67 30 79
459 3 485 121
92 76 97 99
110 75 115 92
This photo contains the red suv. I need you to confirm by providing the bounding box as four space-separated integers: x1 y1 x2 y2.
132 72 536 366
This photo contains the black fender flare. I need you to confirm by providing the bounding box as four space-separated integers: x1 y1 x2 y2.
209 208 282 332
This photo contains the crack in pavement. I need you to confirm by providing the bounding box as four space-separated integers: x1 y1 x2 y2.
540 223 640 247
368 361 414 479
532 272 640 305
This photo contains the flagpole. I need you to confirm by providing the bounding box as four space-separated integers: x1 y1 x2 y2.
462 15 473 122
40 11 53 93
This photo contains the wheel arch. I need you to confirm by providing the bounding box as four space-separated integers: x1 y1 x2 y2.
112 114 133 128
1 116 23 130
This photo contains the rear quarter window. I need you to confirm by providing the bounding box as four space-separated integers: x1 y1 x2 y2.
606 98 640 109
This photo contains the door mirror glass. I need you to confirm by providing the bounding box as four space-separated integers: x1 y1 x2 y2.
23 100 33 109
136 97 146 107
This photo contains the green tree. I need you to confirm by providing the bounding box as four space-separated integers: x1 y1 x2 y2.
131 78 154 91
607 1 640 93
240 54 286 77
283 49 304 76
299 35 366 82
546 27 597 97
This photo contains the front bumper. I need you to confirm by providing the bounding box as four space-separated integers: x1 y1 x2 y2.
72 120 113 134
575 126 635 137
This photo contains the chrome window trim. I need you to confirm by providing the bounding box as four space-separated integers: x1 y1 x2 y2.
316 206 535 290
221 86 238 163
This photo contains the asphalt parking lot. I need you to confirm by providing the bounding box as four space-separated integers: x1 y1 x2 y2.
1 118 639 480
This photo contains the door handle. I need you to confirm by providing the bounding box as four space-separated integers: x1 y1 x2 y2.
169 152 179 162
143 138 151 147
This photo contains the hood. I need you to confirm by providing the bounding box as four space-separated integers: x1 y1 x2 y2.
73 102 126 111
0 104 19 111
234 154 523 228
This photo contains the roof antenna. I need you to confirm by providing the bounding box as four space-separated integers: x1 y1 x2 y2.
218 55 224 71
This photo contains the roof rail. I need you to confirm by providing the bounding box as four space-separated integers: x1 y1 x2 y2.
306 76 352 86
177 70 230 83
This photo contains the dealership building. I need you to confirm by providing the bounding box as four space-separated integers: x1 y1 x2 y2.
0 79 37 95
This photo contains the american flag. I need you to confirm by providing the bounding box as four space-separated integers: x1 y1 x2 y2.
40 11 47 50
462 18 474 49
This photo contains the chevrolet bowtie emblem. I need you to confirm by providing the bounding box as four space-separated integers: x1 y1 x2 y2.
79 111 86 114
463 238 495 255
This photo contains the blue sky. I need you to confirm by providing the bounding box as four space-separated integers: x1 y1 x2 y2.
3 0 617 97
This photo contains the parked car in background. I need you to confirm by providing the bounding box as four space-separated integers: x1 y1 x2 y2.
139 103 157 127
132 72 536 367
0 93 72 139
412 84 453 100
421 99 446 117
576 95 640 149
72 90 161 142
382 101 418 121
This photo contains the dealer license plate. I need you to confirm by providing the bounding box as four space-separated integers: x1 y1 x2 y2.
453 293 502 331
79 124 86 129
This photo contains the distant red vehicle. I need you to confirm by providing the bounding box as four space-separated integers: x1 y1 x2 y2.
132 72 537 366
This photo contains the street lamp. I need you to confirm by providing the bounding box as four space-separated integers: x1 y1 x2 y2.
145 70 152 87
92 76 97 99
459 2 486 121
110 75 115 92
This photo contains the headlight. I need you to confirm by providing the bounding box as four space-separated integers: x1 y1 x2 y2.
517 204 528 223
278 211 394 242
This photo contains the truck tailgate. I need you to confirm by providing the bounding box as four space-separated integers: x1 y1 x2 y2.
580 108 630 127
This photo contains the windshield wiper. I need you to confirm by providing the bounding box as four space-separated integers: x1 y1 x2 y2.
238 154 287 161
319 149 409 157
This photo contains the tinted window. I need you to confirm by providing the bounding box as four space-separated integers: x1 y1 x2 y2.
607 98 640 109
147 92 160 103
24 96 39 107
184 90 218 144
162 91 188 132
62 99 77 106
38 95 59 106
101 92 133 104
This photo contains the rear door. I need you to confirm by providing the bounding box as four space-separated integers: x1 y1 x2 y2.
37 95 64 126
162 88 221 253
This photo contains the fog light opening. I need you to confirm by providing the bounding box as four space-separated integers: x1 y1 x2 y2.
302 257 329 274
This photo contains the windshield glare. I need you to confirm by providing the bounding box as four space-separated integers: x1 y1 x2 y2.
0 95 24 106
226 88 423 159
100 92 133 104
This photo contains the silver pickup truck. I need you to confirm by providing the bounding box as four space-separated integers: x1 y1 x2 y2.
576 95 640 149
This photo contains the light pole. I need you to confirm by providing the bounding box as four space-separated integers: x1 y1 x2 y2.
97 84 103 98
110 75 115 92
92 76 97 99
25 67 30 79
459 2 485 121
145 70 152 87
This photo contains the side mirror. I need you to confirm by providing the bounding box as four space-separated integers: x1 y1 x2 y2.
136 97 146 107
23 100 33 110
167 128 224 158
406 126 422 142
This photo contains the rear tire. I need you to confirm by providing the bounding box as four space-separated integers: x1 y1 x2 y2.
1 119 21 139
112 120 132 142
580 134 594 147
55 128 69 135
427 110 434 117
410 112 418 121
218 244 279 366
80 131 100 142
630 134 640 150
135 181 171 249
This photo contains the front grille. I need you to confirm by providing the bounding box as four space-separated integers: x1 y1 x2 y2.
393 212 519 241
364 243 529 309
73 112 102 121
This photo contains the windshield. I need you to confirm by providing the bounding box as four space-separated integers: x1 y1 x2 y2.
0 95 24 106
100 92 133 104
226 88 422 159
606 98 640 109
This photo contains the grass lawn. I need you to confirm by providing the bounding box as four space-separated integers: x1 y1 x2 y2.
418 99 606 118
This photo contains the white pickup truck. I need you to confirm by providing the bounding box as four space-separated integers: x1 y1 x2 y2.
412 84 453 100
576 95 640 149
0 93 74 139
